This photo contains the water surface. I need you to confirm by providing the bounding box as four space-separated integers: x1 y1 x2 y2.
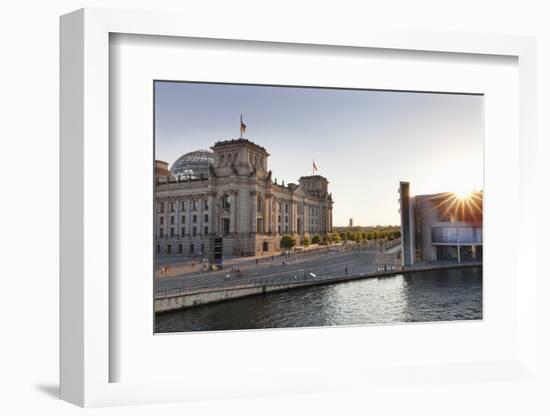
155 267 482 333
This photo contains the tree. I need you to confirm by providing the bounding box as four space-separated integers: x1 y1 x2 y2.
332 232 341 243
302 235 310 247
280 235 296 249
311 234 321 244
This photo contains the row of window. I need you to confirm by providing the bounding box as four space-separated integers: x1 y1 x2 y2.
431 226 483 244
158 199 209 213
277 214 289 224
219 152 240 165
159 214 209 225
221 152 265 168
275 201 320 216
159 213 318 231
159 226 210 238
159 197 323 216
157 243 205 255
159 224 323 238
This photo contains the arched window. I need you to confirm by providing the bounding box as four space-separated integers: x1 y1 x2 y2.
220 194 231 210
257 194 263 212
220 154 225 165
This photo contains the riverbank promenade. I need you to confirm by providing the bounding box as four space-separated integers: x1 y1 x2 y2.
155 243 398 294
154 242 481 312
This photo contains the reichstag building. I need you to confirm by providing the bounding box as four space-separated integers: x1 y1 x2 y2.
155 138 334 257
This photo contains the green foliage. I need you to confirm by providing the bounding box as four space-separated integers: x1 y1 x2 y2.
280 235 296 249
328 226 400 243
302 235 310 247
311 234 321 244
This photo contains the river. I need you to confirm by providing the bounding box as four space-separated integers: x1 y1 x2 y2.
155 266 482 333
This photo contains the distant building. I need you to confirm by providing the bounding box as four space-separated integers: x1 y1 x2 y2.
155 138 334 257
399 181 483 266
349 218 353 227
155 160 170 179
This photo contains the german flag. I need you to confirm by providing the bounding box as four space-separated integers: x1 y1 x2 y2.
240 115 247 137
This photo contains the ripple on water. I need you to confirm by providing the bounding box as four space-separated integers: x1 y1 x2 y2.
155 267 482 333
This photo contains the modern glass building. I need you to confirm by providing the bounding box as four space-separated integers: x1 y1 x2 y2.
399 181 483 266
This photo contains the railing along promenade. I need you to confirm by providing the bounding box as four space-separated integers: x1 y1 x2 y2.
155 260 481 300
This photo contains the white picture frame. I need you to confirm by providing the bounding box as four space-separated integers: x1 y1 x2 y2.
60 8 538 408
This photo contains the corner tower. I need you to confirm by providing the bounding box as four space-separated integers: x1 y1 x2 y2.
299 175 329 197
211 139 270 179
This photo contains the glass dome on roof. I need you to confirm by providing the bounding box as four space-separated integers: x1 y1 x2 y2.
169 149 214 180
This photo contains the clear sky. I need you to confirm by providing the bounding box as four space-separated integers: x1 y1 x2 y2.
155 81 483 227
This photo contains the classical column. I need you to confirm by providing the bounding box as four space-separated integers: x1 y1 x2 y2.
325 205 330 233
321 206 326 234
198 195 204 238
303 202 308 234
186 198 191 239
207 192 215 235
291 200 298 234
264 193 271 234
273 197 279 234
250 190 258 233
230 190 237 234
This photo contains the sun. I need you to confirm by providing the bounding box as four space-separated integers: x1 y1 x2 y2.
454 188 473 200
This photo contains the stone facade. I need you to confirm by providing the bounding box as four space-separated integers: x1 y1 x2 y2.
155 138 334 257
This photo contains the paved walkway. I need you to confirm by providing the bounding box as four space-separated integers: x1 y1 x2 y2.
385 243 402 254
155 243 341 277
155 246 400 296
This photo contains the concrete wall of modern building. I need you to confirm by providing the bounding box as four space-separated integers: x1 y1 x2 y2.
400 182 483 265
399 182 414 266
